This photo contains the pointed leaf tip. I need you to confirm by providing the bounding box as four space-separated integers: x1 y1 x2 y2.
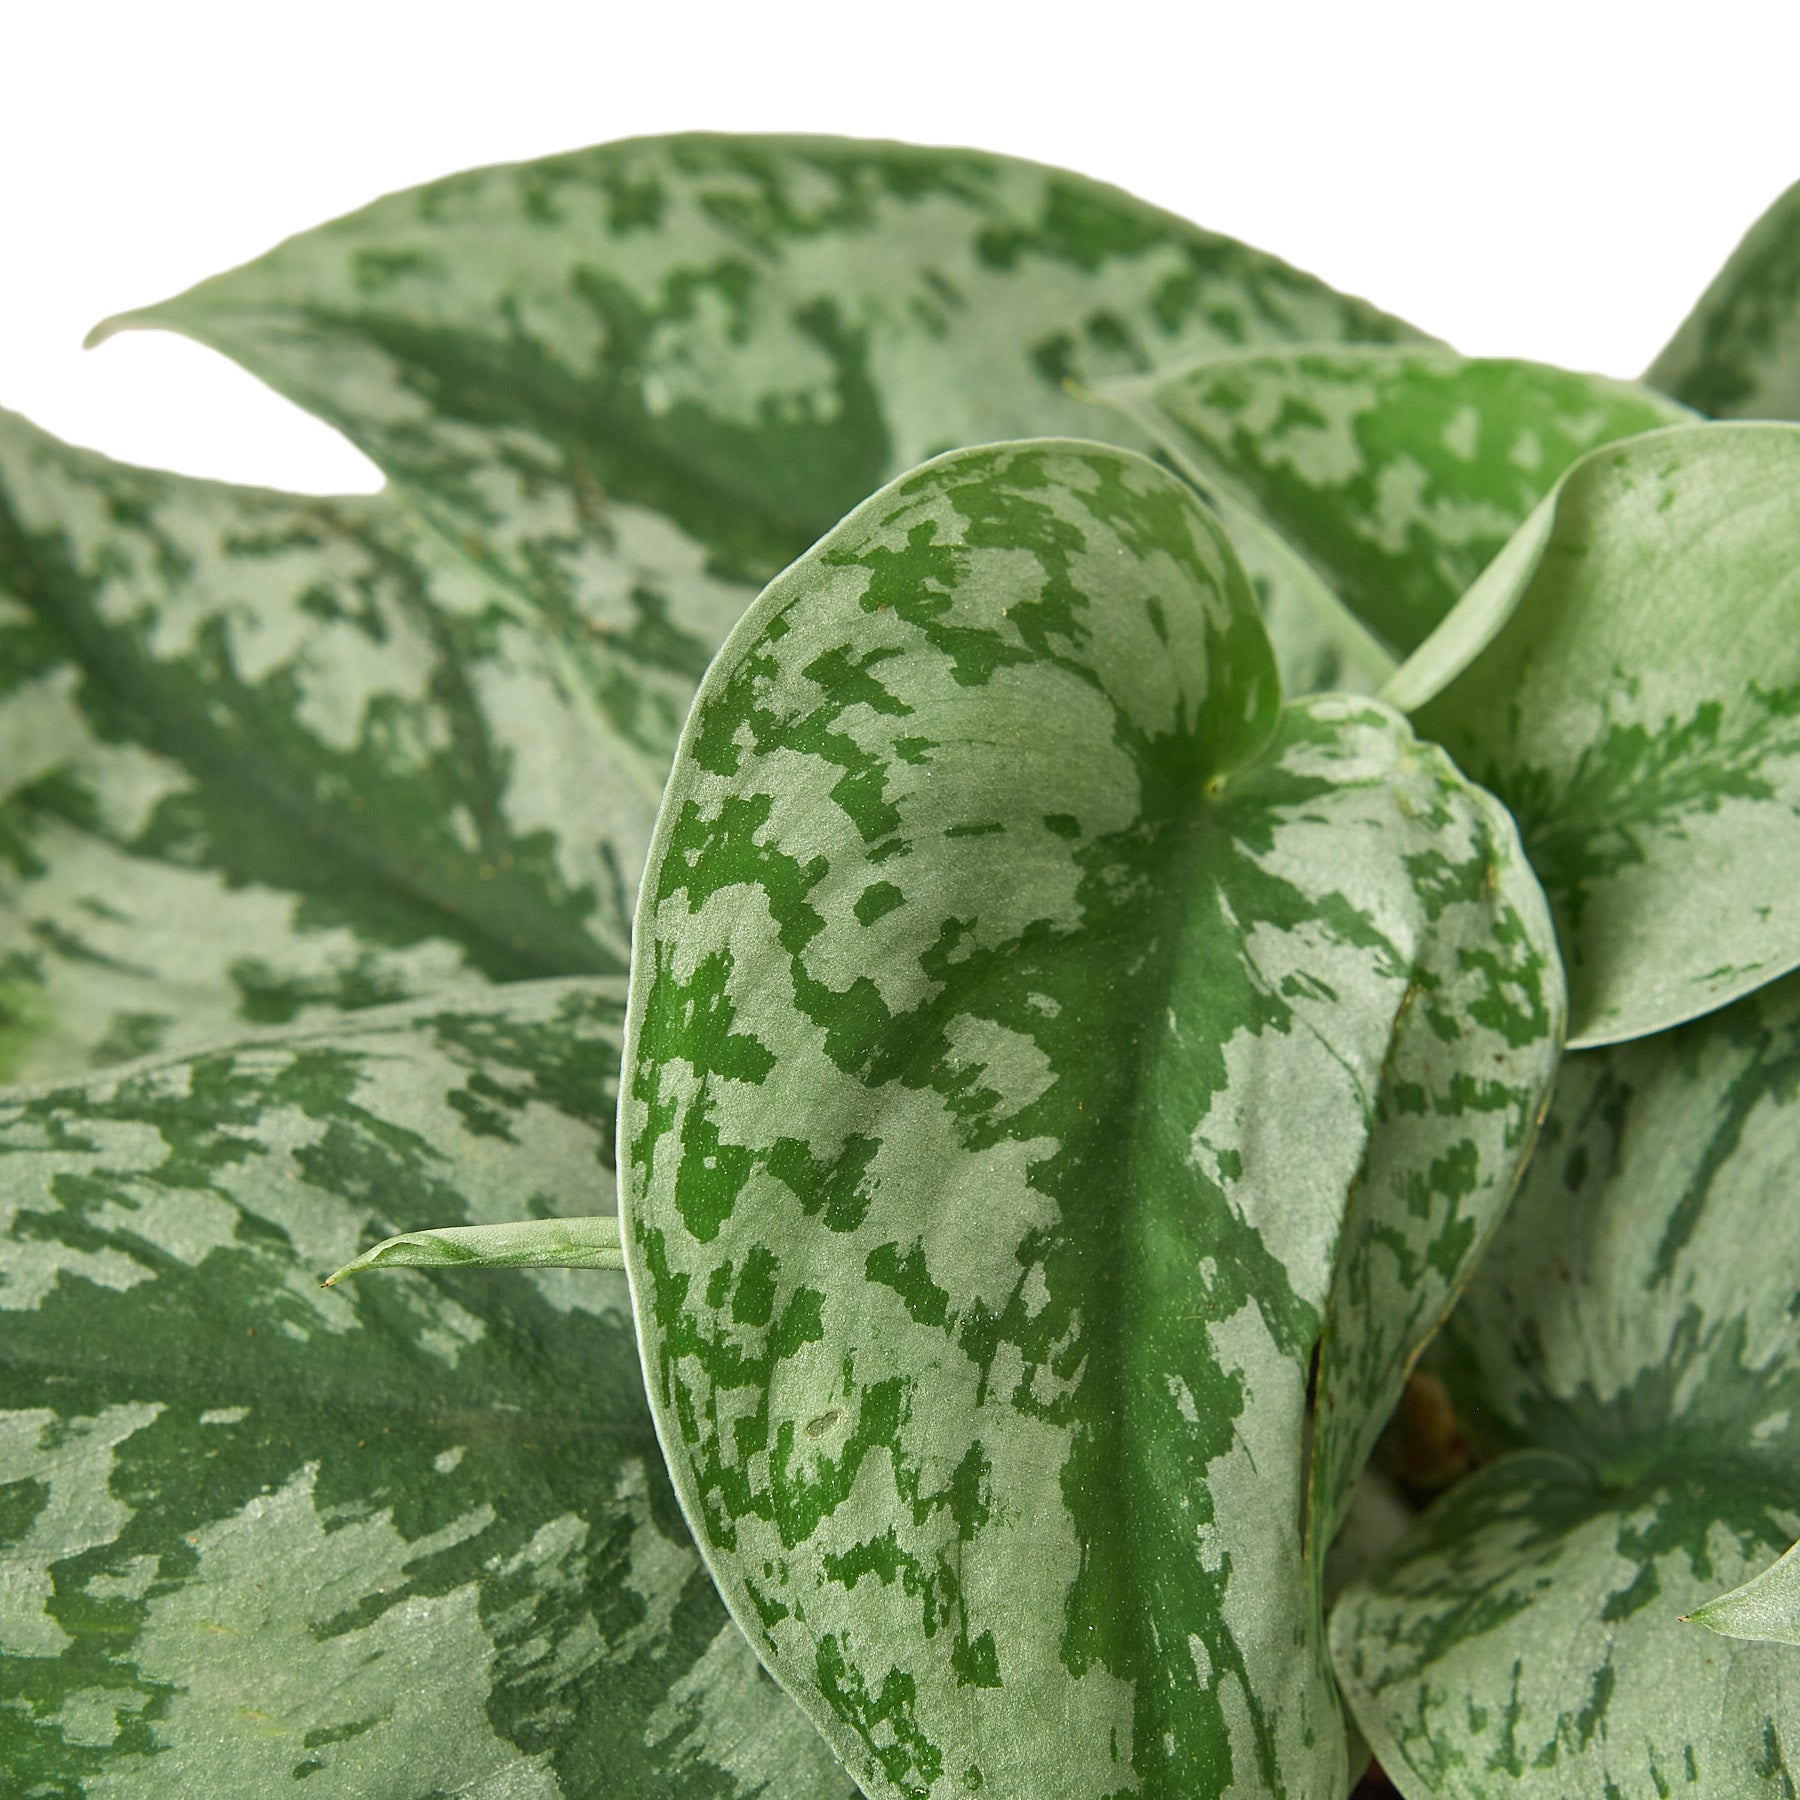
1686 1537 1800 1646
324 1215 625 1286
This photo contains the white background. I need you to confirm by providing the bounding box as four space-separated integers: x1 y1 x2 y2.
6 0 1800 494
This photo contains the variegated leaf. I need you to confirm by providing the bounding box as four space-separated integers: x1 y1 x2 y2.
1648 177 1800 419
1387 422 1800 1047
0 979 854 1796
0 404 657 1084
1100 348 1687 658
99 135 1428 761
1331 969 1800 1799
1179 483 1398 702
622 440 1563 1800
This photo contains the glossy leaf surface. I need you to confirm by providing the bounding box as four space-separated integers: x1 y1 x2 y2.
0 404 655 1084
1392 423 1800 1046
0 981 854 1797
623 440 1563 1800
104 134 1426 760
1648 178 1800 419
1332 970 1800 1799
1102 348 1686 657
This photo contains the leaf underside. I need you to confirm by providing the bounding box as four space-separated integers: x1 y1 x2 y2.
1333 968 1800 1800
623 439 1561 1800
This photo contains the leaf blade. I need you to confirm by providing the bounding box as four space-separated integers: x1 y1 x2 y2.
1102 346 1688 659
100 134 1429 764
0 979 857 1796
1333 969 1800 1799
1688 1537 1800 1646
1393 422 1800 1045
323 1214 624 1283
0 404 655 1082
1333 1453 1800 1800
622 438 1561 1800
1648 177 1800 419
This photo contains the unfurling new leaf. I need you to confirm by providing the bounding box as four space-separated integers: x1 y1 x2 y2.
324 1214 625 1285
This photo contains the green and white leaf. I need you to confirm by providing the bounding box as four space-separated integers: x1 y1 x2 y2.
1387 422 1800 1047
1178 478 1399 701
1689 1535 1800 1646
1332 969 1800 1800
622 439 1563 1800
100 134 1428 762
1100 347 1688 658
0 980 855 1797
1648 177 1800 419
0 404 657 1084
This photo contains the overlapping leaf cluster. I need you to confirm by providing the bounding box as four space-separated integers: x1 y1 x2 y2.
3 135 1799 1798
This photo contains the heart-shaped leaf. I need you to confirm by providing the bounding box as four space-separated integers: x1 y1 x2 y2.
1 404 656 1083
0 980 854 1796
1648 177 1800 419
1331 968 1800 1799
1386 422 1800 1047
1099 347 1688 658
98 135 1428 758
622 439 1563 1800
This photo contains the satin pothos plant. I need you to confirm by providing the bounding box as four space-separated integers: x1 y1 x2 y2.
3 138 1800 1800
